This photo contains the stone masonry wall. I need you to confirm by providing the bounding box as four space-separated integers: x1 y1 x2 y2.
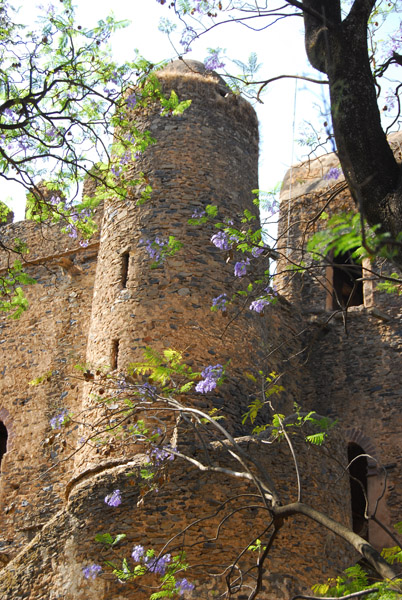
0 210 102 561
276 143 402 550
0 61 400 600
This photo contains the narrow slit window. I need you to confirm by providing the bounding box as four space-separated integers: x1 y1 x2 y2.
121 252 130 288
0 421 8 469
111 339 120 370
348 443 368 538
332 250 363 309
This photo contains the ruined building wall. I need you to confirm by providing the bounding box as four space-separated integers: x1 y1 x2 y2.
0 61 398 599
0 212 102 560
276 145 402 548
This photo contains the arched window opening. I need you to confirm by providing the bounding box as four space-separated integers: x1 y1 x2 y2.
332 250 363 309
348 443 368 538
0 421 8 468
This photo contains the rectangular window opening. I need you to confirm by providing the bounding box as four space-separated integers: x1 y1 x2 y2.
327 250 364 310
111 339 120 370
121 252 130 289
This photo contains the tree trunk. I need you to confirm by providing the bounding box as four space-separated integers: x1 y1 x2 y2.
302 0 402 266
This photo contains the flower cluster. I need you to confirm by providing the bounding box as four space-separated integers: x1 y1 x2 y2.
104 489 122 507
386 22 402 57
180 26 197 52
249 298 269 313
204 51 225 71
212 293 228 311
131 544 145 562
195 364 223 394
234 258 250 277
192 207 206 219
211 230 230 250
50 409 69 430
249 286 278 313
324 166 342 181
60 207 93 244
251 246 265 258
126 92 137 109
82 564 102 579
139 382 157 401
131 545 172 575
148 446 175 466
176 578 195 594
141 237 168 262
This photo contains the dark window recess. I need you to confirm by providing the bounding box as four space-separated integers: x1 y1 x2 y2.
111 339 120 370
332 250 363 309
0 422 8 468
348 443 368 538
121 252 130 288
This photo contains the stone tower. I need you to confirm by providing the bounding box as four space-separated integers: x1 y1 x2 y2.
77 59 266 473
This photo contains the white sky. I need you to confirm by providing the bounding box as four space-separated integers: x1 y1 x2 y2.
4 1 401 222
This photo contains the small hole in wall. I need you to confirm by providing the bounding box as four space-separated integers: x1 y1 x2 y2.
111 340 120 370
0 422 8 469
121 252 130 288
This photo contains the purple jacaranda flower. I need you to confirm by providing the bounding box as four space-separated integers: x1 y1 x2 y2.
83 564 102 579
141 237 168 262
111 164 122 177
212 293 228 311
201 365 223 380
104 489 122 507
180 27 196 52
251 246 265 258
65 223 78 239
50 409 68 429
148 446 175 466
265 285 278 297
324 167 342 180
196 364 223 393
176 578 195 594
139 382 157 401
131 545 145 562
204 52 225 71
126 93 137 108
192 207 205 219
144 553 171 575
195 378 217 393
211 231 230 250
234 259 250 277
250 298 270 313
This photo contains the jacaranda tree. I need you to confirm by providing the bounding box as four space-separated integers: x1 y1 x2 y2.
0 0 163 316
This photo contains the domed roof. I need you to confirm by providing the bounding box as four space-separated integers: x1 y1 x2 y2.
160 59 227 86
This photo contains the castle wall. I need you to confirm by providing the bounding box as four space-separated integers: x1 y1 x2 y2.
0 432 354 600
0 63 399 600
276 146 402 549
0 217 100 560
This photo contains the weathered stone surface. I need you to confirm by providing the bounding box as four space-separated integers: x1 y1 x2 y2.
0 61 400 598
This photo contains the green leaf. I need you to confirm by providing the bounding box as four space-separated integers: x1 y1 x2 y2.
95 532 114 545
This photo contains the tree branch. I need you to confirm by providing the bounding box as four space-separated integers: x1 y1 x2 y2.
274 502 398 581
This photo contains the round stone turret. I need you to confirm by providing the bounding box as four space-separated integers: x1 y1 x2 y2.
77 58 266 461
